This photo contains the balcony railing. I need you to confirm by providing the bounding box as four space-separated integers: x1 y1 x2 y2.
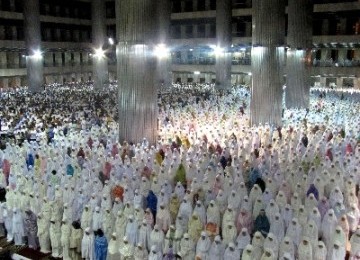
313 59 360 67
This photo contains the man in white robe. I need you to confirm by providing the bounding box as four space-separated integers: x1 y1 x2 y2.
81 205 92 230
125 215 138 245
37 213 51 253
81 227 95 260
60 218 71 260
92 206 102 232
119 236 134 259
137 219 151 251
12 208 24 245
50 218 62 258
107 233 120 260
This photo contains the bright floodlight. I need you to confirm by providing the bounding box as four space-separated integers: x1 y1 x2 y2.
154 44 169 59
94 48 105 59
194 71 201 75
210 45 224 56
32 49 42 60
108 38 114 45
248 72 252 76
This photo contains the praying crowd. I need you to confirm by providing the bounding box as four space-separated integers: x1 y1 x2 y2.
0 83 359 260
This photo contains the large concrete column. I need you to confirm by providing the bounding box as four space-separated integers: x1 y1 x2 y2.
155 0 172 90
24 0 43 92
286 0 313 109
251 0 285 127
92 0 108 90
116 0 158 144
215 0 232 90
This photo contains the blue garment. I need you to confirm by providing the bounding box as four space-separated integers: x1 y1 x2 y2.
306 184 319 200
254 214 270 237
219 156 227 169
95 235 108 260
249 167 261 188
146 190 158 217
26 154 34 170
66 164 74 176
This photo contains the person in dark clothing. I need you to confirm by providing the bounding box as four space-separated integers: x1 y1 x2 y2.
254 209 270 237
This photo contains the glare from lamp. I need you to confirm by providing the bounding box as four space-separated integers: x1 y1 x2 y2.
210 45 224 56
32 49 43 60
248 72 252 76
94 48 105 59
154 44 169 59
108 38 115 45
194 71 201 75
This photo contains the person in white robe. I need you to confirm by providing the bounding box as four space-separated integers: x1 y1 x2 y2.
70 221 83 260
107 233 120 260
134 243 149 260
148 245 162 260
112 197 123 218
196 231 211 260
137 219 152 251
119 236 134 259
81 205 92 230
12 208 24 246
241 244 254 260
314 241 327 260
236 227 251 255
208 235 225 260
125 215 138 246
50 218 62 258
37 213 51 253
222 221 237 246
279 236 295 260
286 218 302 248
206 200 220 234
115 210 127 239
329 242 346 260
156 204 171 233
150 224 165 255
251 231 265 260
60 218 71 260
3 204 13 242
102 208 114 239
321 209 338 249
92 206 103 232
260 248 276 260
263 233 279 259
178 233 195 260
297 239 312 260
223 242 239 260
81 227 95 260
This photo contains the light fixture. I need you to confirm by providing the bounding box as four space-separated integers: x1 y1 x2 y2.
240 48 246 51
108 38 115 45
154 44 169 59
248 72 252 76
94 48 105 59
194 71 201 75
210 45 224 56
189 49 194 51
32 49 43 60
